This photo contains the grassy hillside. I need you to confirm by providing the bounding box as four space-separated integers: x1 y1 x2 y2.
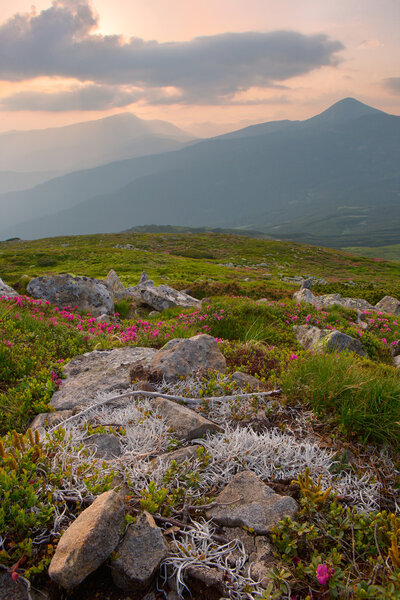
1 232 399 599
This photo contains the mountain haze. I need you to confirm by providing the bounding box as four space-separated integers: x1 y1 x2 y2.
2 99 399 248
0 112 193 175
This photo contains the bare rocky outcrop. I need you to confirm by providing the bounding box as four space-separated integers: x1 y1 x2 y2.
293 288 374 312
153 397 223 440
48 490 125 589
127 271 200 312
0 277 18 297
104 269 127 299
149 334 226 380
294 324 366 357
27 274 114 316
375 295 400 315
206 471 298 534
50 347 157 411
111 512 168 591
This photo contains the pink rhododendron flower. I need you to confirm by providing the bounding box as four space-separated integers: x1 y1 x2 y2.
316 563 334 585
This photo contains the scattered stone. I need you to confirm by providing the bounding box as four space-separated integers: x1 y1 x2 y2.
394 356 400 369
86 433 122 459
293 325 366 357
0 571 50 600
105 269 126 299
375 295 400 316
49 490 125 589
206 471 298 534
127 272 200 312
95 313 110 323
51 347 157 411
230 371 263 390
300 278 314 289
149 334 226 380
153 445 200 467
293 288 374 312
149 310 160 316
27 274 114 316
29 410 73 432
248 537 275 588
111 511 168 591
0 277 18 297
153 397 223 441
185 564 225 596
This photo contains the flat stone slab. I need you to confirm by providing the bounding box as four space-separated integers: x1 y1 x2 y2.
153 397 223 441
112 511 168 591
49 490 125 589
51 347 157 411
206 471 298 534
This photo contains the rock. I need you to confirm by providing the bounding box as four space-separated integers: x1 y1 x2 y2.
293 288 374 312
27 274 114 316
111 511 168 591
375 295 400 315
0 277 18 297
49 490 125 589
230 371 262 390
185 564 225 595
149 334 226 380
0 572 50 599
394 356 400 369
154 445 200 466
300 278 314 290
86 433 122 459
29 410 73 431
248 537 275 588
206 471 298 534
51 347 157 411
294 325 366 357
153 397 223 441
293 288 316 304
127 273 199 312
105 269 125 296
139 271 153 286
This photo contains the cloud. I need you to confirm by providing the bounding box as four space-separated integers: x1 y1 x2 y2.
0 84 140 111
0 0 345 105
383 77 400 95
359 39 382 49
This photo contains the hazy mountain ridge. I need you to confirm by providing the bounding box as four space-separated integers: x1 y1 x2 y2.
1 98 399 247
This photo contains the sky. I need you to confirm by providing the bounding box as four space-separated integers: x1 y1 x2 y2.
0 0 399 136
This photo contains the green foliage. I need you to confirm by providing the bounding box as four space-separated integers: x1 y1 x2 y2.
268 483 400 599
281 352 400 448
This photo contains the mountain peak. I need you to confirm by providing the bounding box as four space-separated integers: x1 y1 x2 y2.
307 97 384 126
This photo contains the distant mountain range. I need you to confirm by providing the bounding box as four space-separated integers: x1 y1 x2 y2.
0 112 193 189
1 98 399 248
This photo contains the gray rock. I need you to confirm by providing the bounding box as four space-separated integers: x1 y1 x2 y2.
105 269 125 294
249 537 274 588
149 334 226 380
154 445 200 466
185 564 225 595
153 397 223 441
300 278 314 289
375 295 400 315
51 347 157 411
394 356 400 369
293 288 316 304
49 490 125 589
27 274 114 316
127 273 199 312
231 371 262 390
112 511 168 591
29 410 73 431
86 433 122 459
0 277 18 297
0 571 50 600
294 324 366 357
206 471 298 534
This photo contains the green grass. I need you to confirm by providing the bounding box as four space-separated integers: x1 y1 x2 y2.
281 353 400 448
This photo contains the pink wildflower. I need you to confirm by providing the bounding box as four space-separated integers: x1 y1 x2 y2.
316 564 334 585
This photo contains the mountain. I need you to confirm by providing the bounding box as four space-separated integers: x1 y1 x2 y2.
0 113 194 175
2 98 399 247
